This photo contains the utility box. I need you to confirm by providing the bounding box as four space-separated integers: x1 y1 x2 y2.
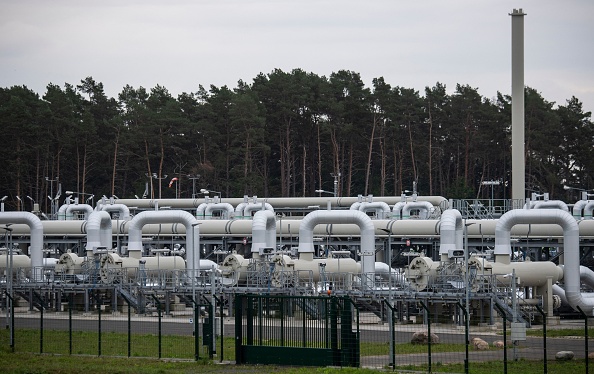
511 322 526 341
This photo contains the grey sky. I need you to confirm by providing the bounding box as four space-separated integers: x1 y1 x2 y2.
1 0 593 115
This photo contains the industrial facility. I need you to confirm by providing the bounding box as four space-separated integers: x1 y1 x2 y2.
1 191 594 330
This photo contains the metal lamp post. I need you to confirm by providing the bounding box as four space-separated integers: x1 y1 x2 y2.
201 189 222 202
315 189 335 197
563 185 594 201
188 175 201 199
331 172 341 197
482 180 500 211
45 177 60 219
147 173 168 199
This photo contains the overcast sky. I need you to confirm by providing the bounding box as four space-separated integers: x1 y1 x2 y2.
1 0 593 115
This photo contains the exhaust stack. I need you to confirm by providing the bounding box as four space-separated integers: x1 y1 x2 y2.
510 8 526 207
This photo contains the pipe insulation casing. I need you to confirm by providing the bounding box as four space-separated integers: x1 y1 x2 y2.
99 252 185 283
270 254 358 287
114 196 448 210
126 210 200 272
298 210 375 278
251 210 276 254
0 212 43 280
468 256 563 287
439 209 463 257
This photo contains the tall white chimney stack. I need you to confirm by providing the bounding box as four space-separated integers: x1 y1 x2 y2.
510 8 526 208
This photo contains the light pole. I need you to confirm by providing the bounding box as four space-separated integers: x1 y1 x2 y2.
188 175 201 199
563 185 594 201
45 177 60 218
26 196 35 212
200 188 222 201
315 189 335 197
146 173 168 199
331 172 341 197
482 180 500 210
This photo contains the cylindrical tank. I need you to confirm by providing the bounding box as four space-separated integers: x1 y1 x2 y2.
405 256 438 291
468 256 563 287
99 252 185 283
0 254 31 269
270 254 358 288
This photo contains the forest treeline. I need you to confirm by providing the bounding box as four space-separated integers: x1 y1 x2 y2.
0 68 592 213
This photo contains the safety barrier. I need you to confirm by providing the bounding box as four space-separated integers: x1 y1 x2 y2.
1 292 593 373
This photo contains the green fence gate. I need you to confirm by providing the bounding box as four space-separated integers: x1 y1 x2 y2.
235 294 359 367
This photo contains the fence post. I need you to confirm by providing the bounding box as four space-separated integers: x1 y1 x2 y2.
534 305 547 374
34 292 44 354
330 296 339 366
382 299 397 369
576 306 589 374
69 294 73 355
188 296 200 361
213 295 224 362
97 292 102 357
151 295 162 359
456 301 469 374
419 301 431 373
494 303 508 374
234 295 242 364
5 291 15 352
127 299 131 358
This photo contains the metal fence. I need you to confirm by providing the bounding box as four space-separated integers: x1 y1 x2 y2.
0 291 216 360
2 292 594 373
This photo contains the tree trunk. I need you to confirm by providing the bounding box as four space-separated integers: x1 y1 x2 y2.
364 115 377 195
111 127 120 196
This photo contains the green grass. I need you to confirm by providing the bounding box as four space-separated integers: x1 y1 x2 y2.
1 328 590 373
398 359 588 374
4 329 203 359
3 329 483 359
0 352 589 374
525 327 594 338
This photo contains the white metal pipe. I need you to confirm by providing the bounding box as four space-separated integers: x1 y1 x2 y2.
298 210 375 279
126 210 200 272
57 203 69 220
242 202 274 219
65 204 94 220
0 212 43 280
495 208 591 313
204 202 234 220
438 209 463 260
99 203 131 220
114 196 448 210
402 201 434 219
533 200 569 211
5 217 594 241
573 199 590 219
358 201 391 219
86 211 112 253
251 210 276 255
583 201 594 219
